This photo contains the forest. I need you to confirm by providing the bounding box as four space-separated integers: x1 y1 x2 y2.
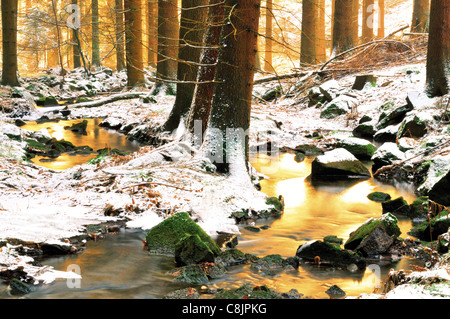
0 0 449 301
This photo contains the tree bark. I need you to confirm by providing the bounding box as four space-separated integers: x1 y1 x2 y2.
411 0 430 33
115 0 126 71
1 0 19 86
377 0 385 38
124 0 145 86
425 0 449 97
264 0 273 72
351 0 359 45
301 0 317 66
201 0 262 174
162 0 209 132
362 0 375 42
147 0 158 67
186 0 225 136
153 0 179 93
332 0 354 55
315 0 327 63
71 0 81 69
92 0 101 67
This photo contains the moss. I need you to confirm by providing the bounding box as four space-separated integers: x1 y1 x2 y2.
409 196 429 219
409 209 450 241
145 212 220 256
344 213 401 250
25 139 47 151
367 192 391 203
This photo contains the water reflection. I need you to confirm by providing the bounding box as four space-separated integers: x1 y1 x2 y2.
21 119 140 170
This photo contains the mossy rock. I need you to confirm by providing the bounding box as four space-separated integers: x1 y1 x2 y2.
323 235 344 245
367 192 391 203
215 248 258 267
145 212 220 256
409 196 430 219
168 264 209 285
409 209 450 241
344 213 401 251
250 254 286 273
214 284 282 299
266 196 284 214
296 240 366 270
64 120 88 134
175 234 216 266
353 122 376 138
381 197 410 216
336 137 376 160
294 152 306 163
294 144 325 156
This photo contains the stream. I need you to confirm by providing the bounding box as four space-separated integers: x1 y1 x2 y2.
1 119 425 299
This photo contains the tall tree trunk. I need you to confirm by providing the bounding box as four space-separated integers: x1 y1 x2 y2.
264 0 273 72
411 0 430 33
332 0 354 55
351 0 359 45
153 0 179 93
71 0 81 69
162 0 209 132
362 0 374 42
425 0 449 96
201 0 261 174
300 0 317 65
47 0 60 69
315 0 327 63
115 0 126 71
186 0 225 136
92 0 101 67
377 0 385 38
147 0 158 67
1 0 19 86
124 0 145 86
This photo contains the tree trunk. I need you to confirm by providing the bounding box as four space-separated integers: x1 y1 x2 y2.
352 0 359 45
124 0 145 86
115 0 126 71
315 0 327 63
362 0 374 42
411 0 430 33
201 0 261 174
162 0 209 132
92 0 101 67
186 0 225 136
425 0 449 97
301 0 317 66
1 0 19 86
147 0 158 67
71 0 81 69
47 0 60 69
332 0 354 55
264 0 273 72
377 0 385 38
153 0 179 93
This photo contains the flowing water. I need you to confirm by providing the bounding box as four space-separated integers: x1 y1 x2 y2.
1 120 425 299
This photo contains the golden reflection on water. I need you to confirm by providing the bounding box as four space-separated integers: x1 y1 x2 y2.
239 153 420 298
21 119 140 170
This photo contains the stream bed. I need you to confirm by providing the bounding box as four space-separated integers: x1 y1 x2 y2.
1 120 426 299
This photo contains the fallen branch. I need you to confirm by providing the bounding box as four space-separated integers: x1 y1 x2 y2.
67 92 148 109
120 182 196 192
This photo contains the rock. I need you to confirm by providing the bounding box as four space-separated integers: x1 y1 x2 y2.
244 225 261 232
265 196 284 215
325 284 346 298
376 104 413 130
249 254 291 273
371 142 405 173
145 212 221 256
437 231 450 253
294 152 306 163
261 85 282 102
307 86 327 107
320 95 358 119
35 95 59 107
416 155 450 206
409 209 450 241
64 120 88 135
359 115 372 124
408 196 429 220
323 235 344 245
382 197 410 216
14 119 27 127
9 278 33 295
336 137 376 160
163 288 200 299
406 91 435 109
214 284 283 299
397 137 416 152
99 117 123 130
352 74 377 90
344 213 401 255
175 234 217 267
319 80 341 102
397 112 432 139
296 240 366 270
294 144 324 156
0 123 22 140
353 121 376 138
373 124 401 143
310 148 371 180
367 192 391 203
215 248 257 267
168 264 209 285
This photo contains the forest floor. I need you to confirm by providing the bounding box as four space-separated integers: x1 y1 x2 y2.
1 34 450 298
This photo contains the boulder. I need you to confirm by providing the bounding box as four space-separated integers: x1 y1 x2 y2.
408 196 430 220
352 74 377 91
373 124 400 143
437 231 450 253
319 79 341 102
344 213 401 255
353 121 376 138
293 144 324 156
416 155 450 206
409 209 450 241
382 197 410 216
215 248 257 267
64 120 88 135
145 212 221 256
371 142 405 173
175 234 217 267
296 240 366 270
397 137 416 152
397 112 432 139
99 117 123 130
310 148 371 180
320 95 358 119
336 137 376 160
376 104 412 130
